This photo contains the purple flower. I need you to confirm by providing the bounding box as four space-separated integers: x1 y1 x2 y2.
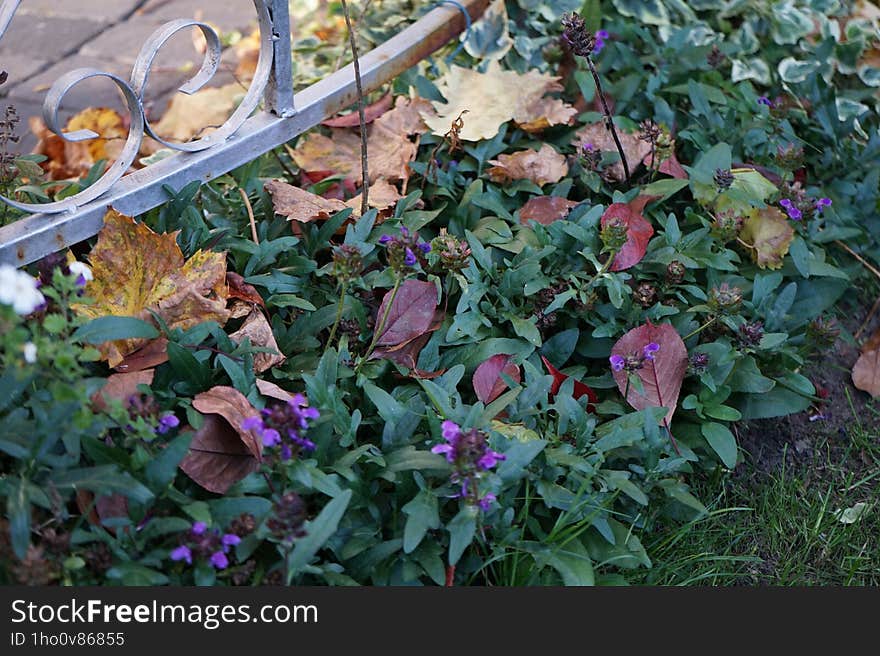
210 551 229 570
170 545 192 564
253 396 320 461
441 420 460 441
434 420 504 508
780 198 793 208
593 29 609 54
478 494 497 511
642 342 660 360
262 428 281 447
404 247 417 266
478 450 506 470
431 443 455 461
609 354 626 372
418 242 432 254
815 197 832 213
789 207 802 220
222 533 241 547
156 413 180 435
192 521 207 535
378 234 392 245
758 96 772 107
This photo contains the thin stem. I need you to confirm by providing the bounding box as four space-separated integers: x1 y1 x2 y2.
358 276 402 367
586 57 630 181
325 281 349 350
683 316 716 341
238 188 259 245
341 0 370 214
835 239 880 281
648 360 681 456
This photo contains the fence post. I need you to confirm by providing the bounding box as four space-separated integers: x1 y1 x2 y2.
263 0 296 118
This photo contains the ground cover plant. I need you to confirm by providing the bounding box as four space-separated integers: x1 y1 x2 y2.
1 0 879 585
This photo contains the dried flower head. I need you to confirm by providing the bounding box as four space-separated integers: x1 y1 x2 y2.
713 168 734 191
332 244 363 283
432 228 472 272
707 44 726 68
634 282 657 308
666 260 686 285
267 492 308 545
561 12 595 58
689 352 710 374
806 315 839 348
711 211 744 243
600 215 628 252
709 282 743 313
737 321 764 348
579 142 602 171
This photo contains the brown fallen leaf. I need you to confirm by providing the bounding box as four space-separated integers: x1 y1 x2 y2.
372 279 439 349
74 211 230 367
739 207 795 270
422 62 576 141
256 378 295 402
229 310 286 374
179 386 262 494
290 130 362 183
91 370 155 412
373 309 444 369
487 144 568 186
519 196 579 225
574 121 652 182
853 349 880 398
323 93 394 128
345 179 403 214
265 179 350 224
76 490 129 536
601 196 657 272
114 338 170 373
226 271 264 308
147 83 242 146
31 107 126 180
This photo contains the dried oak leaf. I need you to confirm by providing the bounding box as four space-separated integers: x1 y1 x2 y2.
541 355 598 409
488 144 568 186
229 310 286 374
600 196 657 272
610 322 688 427
146 83 242 146
422 62 575 141
75 210 230 367
91 370 155 413
473 354 521 404
179 386 262 494
520 196 579 225
290 130 362 183
31 107 126 180
739 207 795 270
265 179 350 224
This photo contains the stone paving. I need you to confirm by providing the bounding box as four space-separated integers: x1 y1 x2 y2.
0 0 259 148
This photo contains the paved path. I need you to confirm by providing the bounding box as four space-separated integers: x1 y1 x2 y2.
0 0 259 149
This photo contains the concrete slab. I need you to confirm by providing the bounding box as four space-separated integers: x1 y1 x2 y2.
0 13 104 61
136 0 258 33
18 0 142 23
0 55 49 94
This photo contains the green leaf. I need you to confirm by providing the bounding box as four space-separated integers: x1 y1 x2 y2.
49 466 154 504
106 562 169 586
145 432 193 491
736 387 812 419
72 316 159 343
447 507 478 565
402 489 440 553
701 422 738 468
545 539 595 586
611 0 670 25
287 489 352 581
7 478 30 559
510 316 542 347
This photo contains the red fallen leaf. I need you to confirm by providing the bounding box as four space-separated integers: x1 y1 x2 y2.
374 279 439 348
541 355 598 409
114 338 169 373
91 369 154 412
300 170 358 201
473 354 521 404
76 491 129 537
178 386 262 494
226 271 265 308
657 151 688 180
610 322 687 428
322 93 394 128
373 309 444 370
519 196 579 226
600 196 657 272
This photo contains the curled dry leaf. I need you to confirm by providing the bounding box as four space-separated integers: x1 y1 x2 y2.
520 196 578 226
422 62 576 142
91 369 155 412
852 328 880 398
256 379 295 402
601 196 657 272
75 211 230 367
541 356 598 409
473 354 521 404
487 144 569 186
265 179 350 224
226 272 264 308
114 338 170 373
179 386 262 494
31 107 126 180
229 310 286 374
610 322 688 427
738 206 795 270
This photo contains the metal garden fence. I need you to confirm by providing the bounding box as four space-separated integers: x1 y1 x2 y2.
0 0 488 266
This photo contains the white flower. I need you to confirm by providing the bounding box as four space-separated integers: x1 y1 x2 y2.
22 342 37 363
0 264 46 315
68 261 93 283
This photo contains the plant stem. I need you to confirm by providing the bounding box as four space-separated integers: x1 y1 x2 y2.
648 360 681 456
340 0 370 214
325 281 349 350
358 276 402 367
586 57 630 181
238 188 259 245
683 316 716 341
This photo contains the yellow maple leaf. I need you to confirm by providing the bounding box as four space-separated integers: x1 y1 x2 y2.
75 211 230 366
739 207 795 270
31 107 126 181
422 62 576 142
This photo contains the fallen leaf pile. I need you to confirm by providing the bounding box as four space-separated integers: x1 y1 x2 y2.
75 210 230 367
422 62 577 141
31 107 126 180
